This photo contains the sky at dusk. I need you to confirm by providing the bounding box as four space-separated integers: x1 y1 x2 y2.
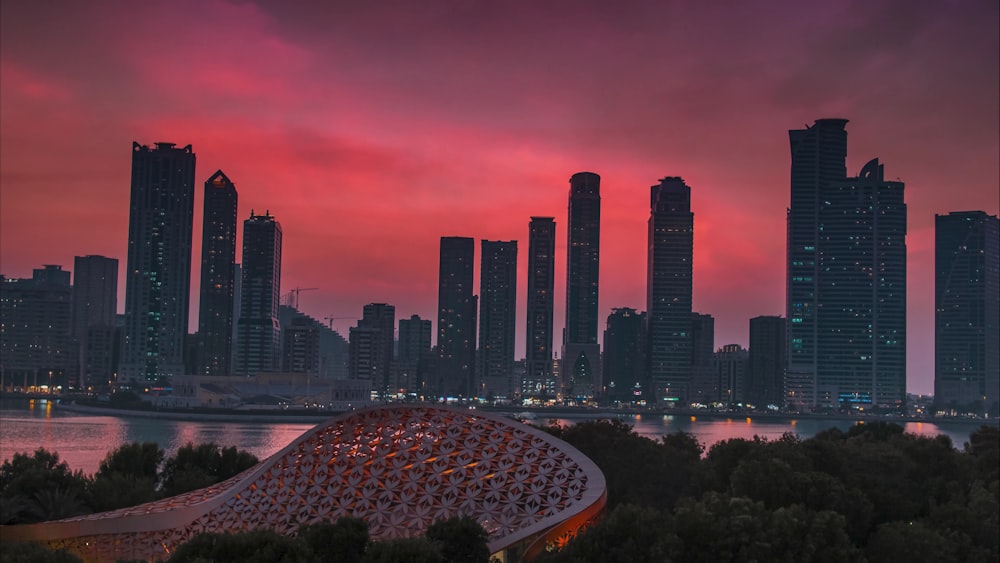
1 1 997 395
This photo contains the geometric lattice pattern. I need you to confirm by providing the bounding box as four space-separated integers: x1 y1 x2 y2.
2 405 606 562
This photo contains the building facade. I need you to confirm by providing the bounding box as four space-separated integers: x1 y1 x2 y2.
748 315 787 409
935 211 1000 415
197 170 238 376
524 217 556 400
478 240 517 400
563 172 602 401
646 177 694 404
602 308 646 406
72 255 118 389
786 120 906 410
397 314 432 397
348 303 395 398
236 211 282 376
436 237 477 399
121 142 196 383
689 312 716 405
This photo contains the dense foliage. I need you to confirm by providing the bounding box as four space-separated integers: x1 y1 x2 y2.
538 420 999 562
0 441 258 524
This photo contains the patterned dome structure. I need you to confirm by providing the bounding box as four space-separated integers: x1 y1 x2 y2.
4 405 607 562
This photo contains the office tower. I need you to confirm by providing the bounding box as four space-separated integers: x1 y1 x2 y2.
279 305 349 379
1 266 74 389
197 170 238 376
236 211 282 376
283 317 321 375
689 312 716 404
120 142 196 383
646 177 694 404
349 303 395 396
935 211 1000 415
748 316 787 409
602 308 646 405
436 237 477 398
563 172 602 401
715 344 750 406
478 240 517 400
525 217 557 400
786 120 907 410
72 256 118 389
397 314 432 396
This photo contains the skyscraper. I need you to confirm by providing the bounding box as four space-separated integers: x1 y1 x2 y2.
1 266 74 389
397 314 432 396
563 172 602 401
197 170 238 376
935 211 1000 415
478 240 517 400
646 177 694 404
602 308 646 405
348 303 395 398
786 120 906 410
689 312 716 404
121 142 196 383
436 237 476 398
525 217 556 400
748 316 787 409
72 255 118 388
236 211 282 376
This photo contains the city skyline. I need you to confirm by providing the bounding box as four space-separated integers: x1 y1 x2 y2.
2 2 998 395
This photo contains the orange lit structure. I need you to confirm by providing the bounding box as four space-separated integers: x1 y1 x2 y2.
3 405 606 562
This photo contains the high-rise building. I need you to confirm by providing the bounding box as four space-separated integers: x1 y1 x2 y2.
197 170 238 376
715 344 750 406
563 172 602 401
278 305 348 379
436 237 476 399
935 211 1000 415
602 308 646 406
646 177 694 404
786 120 906 410
72 256 118 389
478 240 517 400
397 314 432 396
1 266 75 389
748 316 787 409
283 316 321 375
121 142 196 383
235 211 282 376
350 303 395 398
524 217 556 400
689 312 716 405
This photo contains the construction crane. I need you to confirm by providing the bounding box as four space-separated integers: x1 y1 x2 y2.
323 316 353 330
282 287 318 310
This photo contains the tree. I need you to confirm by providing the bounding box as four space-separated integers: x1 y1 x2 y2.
425 516 490 563
0 449 91 524
166 530 310 563
534 504 677 563
89 442 163 511
362 538 444 563
0 541 83 563
298 517 370 563
159 443 259 498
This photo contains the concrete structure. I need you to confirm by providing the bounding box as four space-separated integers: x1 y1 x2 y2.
935 211 1000 415
4 405 606 562
524 217 557 400
563 173 602 401
436 236 477 399
479 240 518 400
121 142 196 384
647 177 694 404
236 211 282 376
197 170 238 376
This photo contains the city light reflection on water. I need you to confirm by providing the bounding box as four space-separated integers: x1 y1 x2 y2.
0 398 990 474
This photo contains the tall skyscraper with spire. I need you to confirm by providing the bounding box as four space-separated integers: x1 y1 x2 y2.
236 211 282 376
121 142 196 383
563 172 601 401
478 239 517 399
436 236 476 398
786 120 907 410
525 217 556 399
198 170 238 376
935 211 999 416
646 177 694 404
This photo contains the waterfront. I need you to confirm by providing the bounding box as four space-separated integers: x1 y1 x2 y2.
0 397 989 476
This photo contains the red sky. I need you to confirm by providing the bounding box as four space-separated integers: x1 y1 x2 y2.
1 1 997 395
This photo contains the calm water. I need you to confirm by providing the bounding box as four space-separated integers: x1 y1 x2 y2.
0 398 987 476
